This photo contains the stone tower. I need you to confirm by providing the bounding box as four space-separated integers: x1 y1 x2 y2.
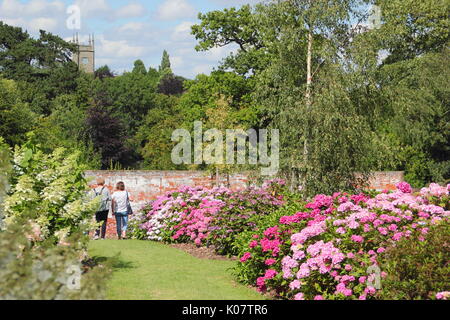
72 34 95 74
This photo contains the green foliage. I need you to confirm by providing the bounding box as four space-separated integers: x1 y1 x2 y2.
0 139 109 300
0 222 110 300
376 220 450 300
135 94 184 170
0 78 36 147
192 5 268 75
0 23 80 114
107 71 158 135
377 49 450 187
0 23 74 81
132 59 147 75
374 0 450 64
232 200 306 285
94 65 115 80
157 73 185 95
159 50 172 74
31 94 100 169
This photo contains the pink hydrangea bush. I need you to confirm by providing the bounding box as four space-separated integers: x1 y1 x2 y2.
140 186 229 244
236 183 450 300
138 181 287 253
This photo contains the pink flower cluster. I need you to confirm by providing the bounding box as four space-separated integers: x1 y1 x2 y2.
436 291 450 300
239 182 450 300
140 186 229 243
139 181 285 247
396 182 412 193
256 269 278 292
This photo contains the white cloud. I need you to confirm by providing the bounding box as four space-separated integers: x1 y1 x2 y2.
25 0 64 16
0 0 63 33
117 21 147 33
210 0 263 6
30 17 59 31
170 55 183 69
0 0 25 17
192 63 211 75
114 2 147 19
204 45 237 62
74 0 110 18
0 0 64 18
156 0 197 21
98 36 147 58
74 0 146 21
171 21 194 41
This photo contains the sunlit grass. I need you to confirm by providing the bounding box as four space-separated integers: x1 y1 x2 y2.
88 239 264 300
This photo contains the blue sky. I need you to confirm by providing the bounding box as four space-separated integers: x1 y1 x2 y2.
0 0 261 78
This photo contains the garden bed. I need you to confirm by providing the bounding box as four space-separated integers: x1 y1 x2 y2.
170 243 237 261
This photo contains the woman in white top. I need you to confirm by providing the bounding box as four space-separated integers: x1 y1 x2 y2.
111 181 131 240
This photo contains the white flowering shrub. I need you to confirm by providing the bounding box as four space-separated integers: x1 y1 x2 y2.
0 221 111 300
0 137 12 229
2 141 99 244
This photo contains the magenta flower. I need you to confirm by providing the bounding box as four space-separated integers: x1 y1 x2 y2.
265 259 277 266
392 232 403 241
377 227 388 235
376 247 386 254
396 182 412 193
249 240 258 248
264 269 278 279
240 252 251 263
351 235 364 243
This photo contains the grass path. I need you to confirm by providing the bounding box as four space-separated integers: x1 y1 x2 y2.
88 239 264 300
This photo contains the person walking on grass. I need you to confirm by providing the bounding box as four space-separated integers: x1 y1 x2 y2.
93 178 111 240
111 181 133 240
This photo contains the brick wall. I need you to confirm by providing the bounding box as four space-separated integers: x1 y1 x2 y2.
85 170 404 238
365 171 404 192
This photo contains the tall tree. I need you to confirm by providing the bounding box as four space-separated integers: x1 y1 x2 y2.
0 22 77 82
86 105 134 169
132 59 147 75
0 78 35 147
192 4 269 76
159 50 172 74
95 65 115 80
250 0 375 195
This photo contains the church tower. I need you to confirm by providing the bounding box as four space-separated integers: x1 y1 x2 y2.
72 34 95 74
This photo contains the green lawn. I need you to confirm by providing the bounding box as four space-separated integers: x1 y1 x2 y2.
88 239 265 300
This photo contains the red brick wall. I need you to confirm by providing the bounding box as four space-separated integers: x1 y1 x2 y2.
366 171 405 192
85 170 404 238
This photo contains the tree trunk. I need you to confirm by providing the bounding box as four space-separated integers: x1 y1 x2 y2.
301 29 313 192
216 167 220 186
